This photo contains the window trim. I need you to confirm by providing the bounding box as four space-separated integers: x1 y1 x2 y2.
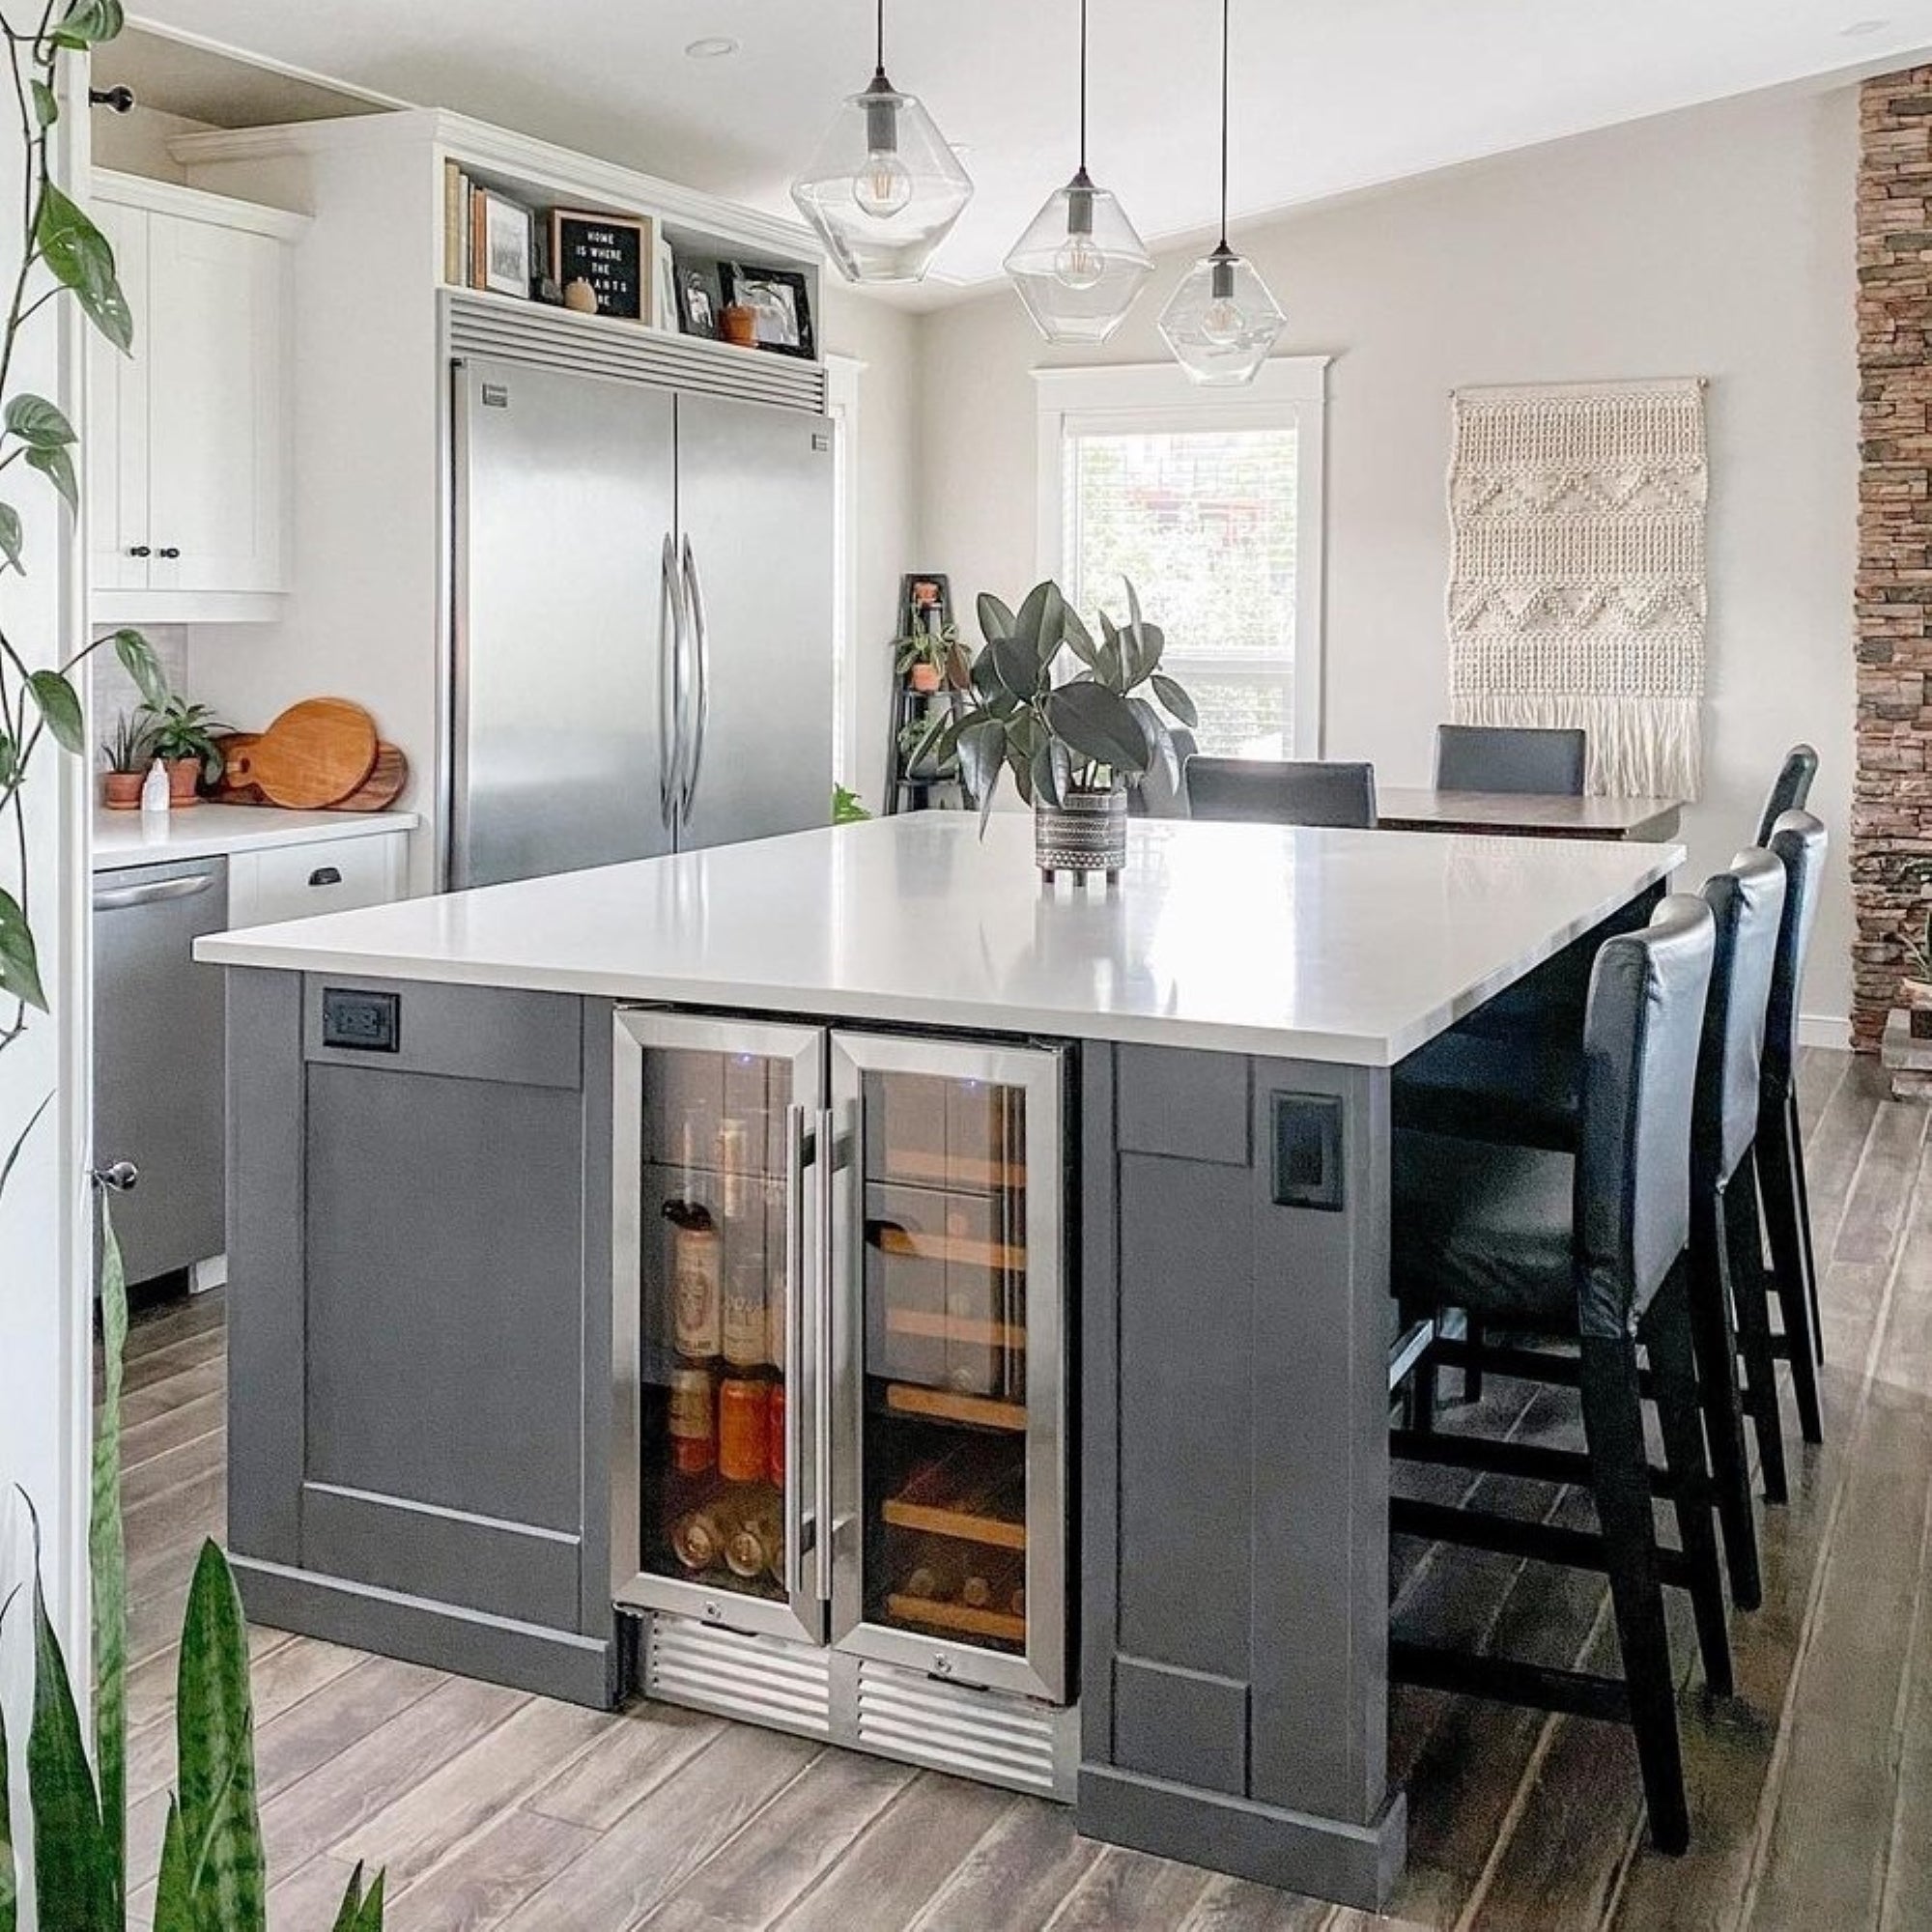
1034 357 1329 757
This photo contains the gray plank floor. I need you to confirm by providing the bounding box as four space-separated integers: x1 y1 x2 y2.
116 1047 1919 1930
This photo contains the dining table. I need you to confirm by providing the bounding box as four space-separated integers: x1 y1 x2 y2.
1374 787 1684 842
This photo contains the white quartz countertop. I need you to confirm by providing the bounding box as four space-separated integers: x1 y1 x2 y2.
194 815 1683 1065
94 803 419 870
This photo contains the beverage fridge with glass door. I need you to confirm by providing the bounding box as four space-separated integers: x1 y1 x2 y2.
611 1010 1075 1797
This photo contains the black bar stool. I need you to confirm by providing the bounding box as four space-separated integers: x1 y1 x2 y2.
1434 722 1587 795
1183 756 1378 827
1389 895 1720 1854
1754 743 1817 849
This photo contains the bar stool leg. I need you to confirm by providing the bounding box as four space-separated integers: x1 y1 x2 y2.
1726 1164 1789 1506
1757 1110 1824 1446
1579 1326 1690 1854
1647 1276 1734 1695
1463 1315 1485 1406
1687 1185 1760 1610
1787 1090 1825 1367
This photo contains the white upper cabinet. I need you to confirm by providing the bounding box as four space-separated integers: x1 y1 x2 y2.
89 173 307 622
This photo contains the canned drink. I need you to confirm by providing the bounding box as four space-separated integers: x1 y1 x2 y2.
768 1382 786 1487
668 1366 715 1475
718 1376 767 1483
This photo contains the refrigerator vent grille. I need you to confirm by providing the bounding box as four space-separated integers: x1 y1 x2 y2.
643 1617 834 1738
445 292 828 412
855 1661 1066 1797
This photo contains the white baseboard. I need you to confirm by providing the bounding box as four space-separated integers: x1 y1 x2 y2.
1799 1013 1851 1051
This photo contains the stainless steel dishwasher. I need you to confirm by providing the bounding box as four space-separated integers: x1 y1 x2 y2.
93 855 229 1286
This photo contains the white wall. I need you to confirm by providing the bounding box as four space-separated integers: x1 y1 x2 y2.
915 83 1860 1033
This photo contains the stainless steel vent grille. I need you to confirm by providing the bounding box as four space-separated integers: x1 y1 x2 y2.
643 1616 834 1738
855 1660 1073 1798
444 291 828 412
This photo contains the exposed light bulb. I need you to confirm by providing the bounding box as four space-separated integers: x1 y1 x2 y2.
1052 233 1105 290
1199 296 1247 345
853 150 914 217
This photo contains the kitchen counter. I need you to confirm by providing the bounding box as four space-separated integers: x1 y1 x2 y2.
196 812 1680 1066
95 802 419 870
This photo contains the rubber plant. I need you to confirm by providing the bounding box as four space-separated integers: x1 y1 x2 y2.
0 4 382 1927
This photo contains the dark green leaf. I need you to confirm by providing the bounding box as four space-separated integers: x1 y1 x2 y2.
92 1195 129 1918
26 443 77 513
175 1541 268 1931
955 718 1008 834
1125 621 1165 688
30 81 57 129
28 1562 115 1932
1045 680 1151 775
1151 671 1199 729
113 629 168 708
4 393 74 448
989 634 1044 703
0 729 14 786
0 503 23 574
1060 606 1100 670
355 1867 387 1931
1094 633 1123 693
1030 736 1063 809
1011 581 1065 663
0 887 46 1011
0 1658 14 1932
51 0 126 49
0 1094 50 1200
38 185 134 354
975 592 1016 643
27 668 83 753
1129 696 1179 798
153 1798 194 1932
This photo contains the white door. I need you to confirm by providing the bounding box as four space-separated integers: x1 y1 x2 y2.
145 210 288 596
86 199 150 594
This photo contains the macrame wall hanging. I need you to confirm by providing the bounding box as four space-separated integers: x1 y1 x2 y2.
1445 378 1707 799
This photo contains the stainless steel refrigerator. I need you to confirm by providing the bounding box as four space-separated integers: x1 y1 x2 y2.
448 355 834 889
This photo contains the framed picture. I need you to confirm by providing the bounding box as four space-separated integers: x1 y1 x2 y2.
481 192 532 298
899 573 952 638
678 264 721 339
548 208 652 323
719 261 816 360
653 236 678 336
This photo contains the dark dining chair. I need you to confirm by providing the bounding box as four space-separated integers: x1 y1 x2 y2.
1184 757 1377 828
1128 726 1198 819
1435 723 1587 796
1754 745 1818 849
1389 895 1722 1854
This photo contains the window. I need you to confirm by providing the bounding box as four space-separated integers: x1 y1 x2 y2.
1037 360 1326 759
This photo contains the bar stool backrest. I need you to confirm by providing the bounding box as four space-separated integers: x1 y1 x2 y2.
1183 757 1378 828
1754 745 1818 849
1435 724 1587 796
1763 810 1829 1103
1129 726 1197 819
1694 849 1787 1194
1576 895 1715 1338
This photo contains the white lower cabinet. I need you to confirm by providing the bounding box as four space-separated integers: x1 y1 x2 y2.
227 831 408 930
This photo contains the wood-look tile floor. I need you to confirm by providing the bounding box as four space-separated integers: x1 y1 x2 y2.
116 1047 1928 1930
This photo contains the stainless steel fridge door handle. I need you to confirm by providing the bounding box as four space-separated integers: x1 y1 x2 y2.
658 533 684 833
92 873 217 912
679 536 711 823
782 1100 813 1601
815 1102 838 1605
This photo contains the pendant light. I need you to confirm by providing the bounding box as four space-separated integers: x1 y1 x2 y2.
790 0 973 285
1157 0 1285 384
1003 0 1153 343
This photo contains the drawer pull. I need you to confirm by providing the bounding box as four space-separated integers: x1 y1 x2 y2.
93 873 216 911
308 866 343 888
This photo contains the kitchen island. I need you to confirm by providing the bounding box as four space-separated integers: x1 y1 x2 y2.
197 812 1681 1909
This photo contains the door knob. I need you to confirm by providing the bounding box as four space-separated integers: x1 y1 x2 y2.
157 546 181 560
93 1160 139 1193
128 545 151 557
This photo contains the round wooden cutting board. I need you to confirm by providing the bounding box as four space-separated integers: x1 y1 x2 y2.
327 742 409 812
248 698 379 810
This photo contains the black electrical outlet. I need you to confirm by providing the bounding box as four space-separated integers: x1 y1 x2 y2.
1271 1093 1346 1211
321 986 401 1054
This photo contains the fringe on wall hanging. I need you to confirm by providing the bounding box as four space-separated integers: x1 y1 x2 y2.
1445 378 1707 799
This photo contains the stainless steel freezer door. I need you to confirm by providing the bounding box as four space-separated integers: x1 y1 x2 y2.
450 358 678 889
672 393 835 853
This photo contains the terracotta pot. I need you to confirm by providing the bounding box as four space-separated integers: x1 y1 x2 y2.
164 756 203 807
101 770 144 811
721 302 758 348
909 663 942 693
1035 787 1128 879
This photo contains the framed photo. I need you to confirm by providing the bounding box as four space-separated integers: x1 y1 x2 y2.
481 193 532 298
548 208 652 323
678 264 721 339
654 236 678 336
899 573 952 638
719 261 816 360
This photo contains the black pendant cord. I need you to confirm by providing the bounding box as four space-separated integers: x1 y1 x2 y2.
1216 0 1231 251
874 0 887 79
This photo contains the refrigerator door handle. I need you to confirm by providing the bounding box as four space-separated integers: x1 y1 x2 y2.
782 1101 815 1602
679 536 711 824
815 1101 838 1605
659 533 686 834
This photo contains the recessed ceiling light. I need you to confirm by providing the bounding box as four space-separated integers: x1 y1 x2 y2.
684 36 738 59
1842 17 1891 34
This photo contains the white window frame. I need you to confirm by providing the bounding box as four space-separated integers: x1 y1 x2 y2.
1034 357 1329 757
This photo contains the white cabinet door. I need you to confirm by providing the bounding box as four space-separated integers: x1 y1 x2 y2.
87 200 151 595
145 212 290 597
225 831 409 931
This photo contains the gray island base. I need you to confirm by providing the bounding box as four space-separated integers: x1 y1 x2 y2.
205 815 1682 1910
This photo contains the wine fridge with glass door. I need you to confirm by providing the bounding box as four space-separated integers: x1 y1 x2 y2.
611 1010 1074 1797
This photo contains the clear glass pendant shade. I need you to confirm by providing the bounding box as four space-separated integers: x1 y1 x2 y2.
1004 168 1154 343
790 73 973 284
1157 244 1286 385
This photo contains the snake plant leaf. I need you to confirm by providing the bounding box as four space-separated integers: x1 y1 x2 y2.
27 668 83 753
955 718 1008 835
0 503 22 573
25 442 77 513
111 629 168 709
1011 581 1064 664
0 1662 14 1932
35 185 132 354
28 1566 114 1932
175 1540 268 1932
331 1861 387 1930
153 1797 195 1932
1150 672 1199 729
975 592 1016 643
0 886 47 1011
355 1865 387 1928
3 393 74 448
92 1194 129 1918
1045 680 1151 776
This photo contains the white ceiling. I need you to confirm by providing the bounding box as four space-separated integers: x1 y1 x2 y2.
128 1 1932 299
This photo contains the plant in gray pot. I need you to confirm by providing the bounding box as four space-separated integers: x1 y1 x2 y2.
909 579 1197 878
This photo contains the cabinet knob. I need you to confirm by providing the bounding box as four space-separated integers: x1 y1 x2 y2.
127 545 151 557
157 546 181 560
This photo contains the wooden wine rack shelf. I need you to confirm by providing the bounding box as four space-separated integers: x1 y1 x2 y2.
870 1225 1026 1270
887 1593 1027 1643
882 1497 1027 1551
884 1306 1026 1350
883 1383 1028 1432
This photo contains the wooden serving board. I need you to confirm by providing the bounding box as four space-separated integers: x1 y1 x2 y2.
210 733 266 804
249 698 379 810
327 742 408 812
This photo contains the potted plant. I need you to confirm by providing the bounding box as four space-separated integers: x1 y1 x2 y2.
137 694 232 806
895 620 961 694
906 579 1198 878
99 710 153 810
